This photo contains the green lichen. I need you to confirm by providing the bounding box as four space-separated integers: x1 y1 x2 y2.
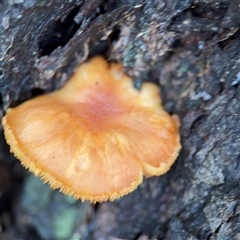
21 174 52 214
52 208 78 239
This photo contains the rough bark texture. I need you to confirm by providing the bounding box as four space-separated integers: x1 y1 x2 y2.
0 0 239 240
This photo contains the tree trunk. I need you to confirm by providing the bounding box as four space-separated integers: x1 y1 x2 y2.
1 1 239 239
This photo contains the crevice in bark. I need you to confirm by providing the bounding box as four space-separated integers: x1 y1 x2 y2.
218 29 240 50
38 0 117 58
39 6 82 56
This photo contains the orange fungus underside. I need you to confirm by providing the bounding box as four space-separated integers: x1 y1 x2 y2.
2 56 181 203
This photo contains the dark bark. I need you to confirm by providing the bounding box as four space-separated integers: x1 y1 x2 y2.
0 1 239 240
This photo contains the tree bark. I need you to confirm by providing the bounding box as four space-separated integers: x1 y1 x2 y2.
0 1 239 240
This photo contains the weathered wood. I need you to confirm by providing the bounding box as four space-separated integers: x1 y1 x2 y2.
0 1 239 239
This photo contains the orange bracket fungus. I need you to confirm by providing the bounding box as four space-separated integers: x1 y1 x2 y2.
2 56 181 203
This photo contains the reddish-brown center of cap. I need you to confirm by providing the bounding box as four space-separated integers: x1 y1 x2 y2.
70 84 126 131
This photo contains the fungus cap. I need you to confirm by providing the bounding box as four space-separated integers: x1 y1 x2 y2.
2 56 181 203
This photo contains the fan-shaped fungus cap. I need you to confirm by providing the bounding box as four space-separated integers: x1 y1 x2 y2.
2 56 181 203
